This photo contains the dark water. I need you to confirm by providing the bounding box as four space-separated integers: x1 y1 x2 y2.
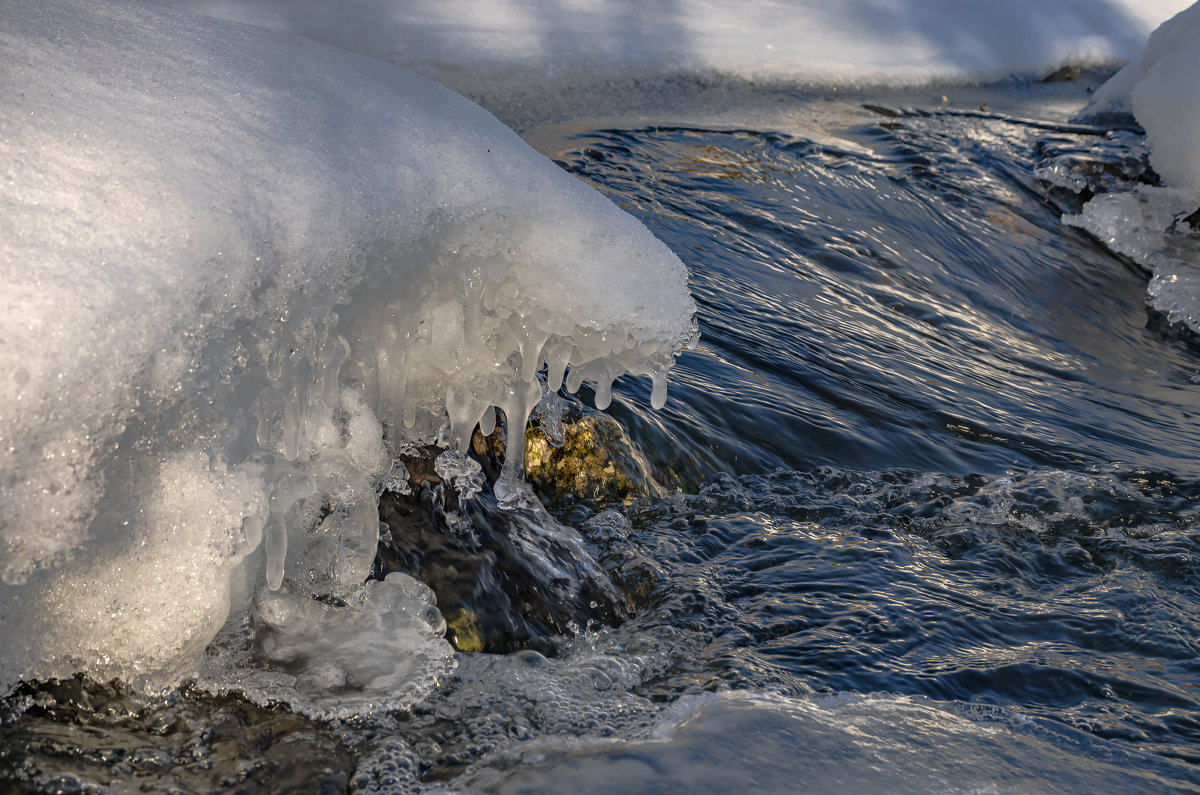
6 95 1200 792
575 116 1200 480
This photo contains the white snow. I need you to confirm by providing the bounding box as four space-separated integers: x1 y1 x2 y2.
1131 4 1200 191
1083 2 1200 189
0 0 695 695
147 0 1192 110
1067 2 1200 330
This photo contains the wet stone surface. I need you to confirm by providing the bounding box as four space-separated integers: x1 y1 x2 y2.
375 426 639 654
0 678 353 794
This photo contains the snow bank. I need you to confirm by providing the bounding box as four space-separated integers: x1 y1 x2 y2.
1082 2 1200 188
148 0 1191 112
0 0 695 696
1065 2 1200 330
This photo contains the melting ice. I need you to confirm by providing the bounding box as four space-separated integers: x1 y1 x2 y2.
0 0 696 701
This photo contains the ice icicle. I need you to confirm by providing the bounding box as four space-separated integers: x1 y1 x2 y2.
266 470 317 590
509 314 551 383
320 333 351 408
480 406 498 437
565 360 591 394
594 373 616 410
650 366 670 410
494 378 544 505
542 340 573 393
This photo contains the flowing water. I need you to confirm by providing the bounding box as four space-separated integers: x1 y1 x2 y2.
5 85 1200 793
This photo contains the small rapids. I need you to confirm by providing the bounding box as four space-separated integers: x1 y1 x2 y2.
7 83 1200 793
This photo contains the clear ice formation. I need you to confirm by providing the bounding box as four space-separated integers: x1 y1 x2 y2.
0 0 696 695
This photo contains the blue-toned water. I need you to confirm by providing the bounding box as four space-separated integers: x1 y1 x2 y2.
6 89 1200 793
575 116 1200 479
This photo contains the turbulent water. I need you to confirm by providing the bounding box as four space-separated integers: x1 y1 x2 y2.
6 84 1200 793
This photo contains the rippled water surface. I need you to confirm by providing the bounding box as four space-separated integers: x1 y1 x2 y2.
6 88 1200 792
570 112 1200 480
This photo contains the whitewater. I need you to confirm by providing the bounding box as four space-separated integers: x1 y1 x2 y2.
4 0 1200 791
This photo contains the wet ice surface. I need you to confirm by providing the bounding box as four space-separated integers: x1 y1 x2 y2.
7 87 1200 792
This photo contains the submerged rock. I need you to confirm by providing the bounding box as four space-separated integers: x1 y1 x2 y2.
375 444 631 653
372 390 667 654
525 410 662 505
0 677 353 793
473 397 663 509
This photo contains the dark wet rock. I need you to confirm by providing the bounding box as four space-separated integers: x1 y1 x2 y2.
375 476 629 654
0 677 352 794
1179 206 1200 231
1032 131 1158 216
371 390 662 653
1042 64 1082 83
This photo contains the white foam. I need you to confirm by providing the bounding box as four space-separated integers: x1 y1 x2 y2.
0 0 695 694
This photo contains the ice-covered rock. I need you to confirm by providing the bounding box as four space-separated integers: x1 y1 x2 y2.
0 0 695 694
1065 2 1200 330
1081 2 1200 189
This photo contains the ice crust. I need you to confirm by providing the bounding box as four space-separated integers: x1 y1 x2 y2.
1066 2 1200 330
197 573 457 720
0 0 695 693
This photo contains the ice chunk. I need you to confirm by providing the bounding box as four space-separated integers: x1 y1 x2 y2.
198 573 455 720
1065 187 1199 265
434 449 485 500
0 0 696 694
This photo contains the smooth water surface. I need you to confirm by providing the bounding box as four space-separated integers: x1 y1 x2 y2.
6 90 1200 793
569 112 1200 480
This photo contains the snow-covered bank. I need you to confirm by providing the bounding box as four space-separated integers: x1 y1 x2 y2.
1063 3 1200 330
147 0 1192 119
0 0 695 695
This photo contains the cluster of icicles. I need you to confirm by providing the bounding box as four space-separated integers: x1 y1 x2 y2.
248 268 691 593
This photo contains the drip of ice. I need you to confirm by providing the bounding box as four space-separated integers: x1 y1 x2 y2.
0 0 696 697
378 461 414 497
1064 2 1200 331
433 450 485 501
531 386 570 449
